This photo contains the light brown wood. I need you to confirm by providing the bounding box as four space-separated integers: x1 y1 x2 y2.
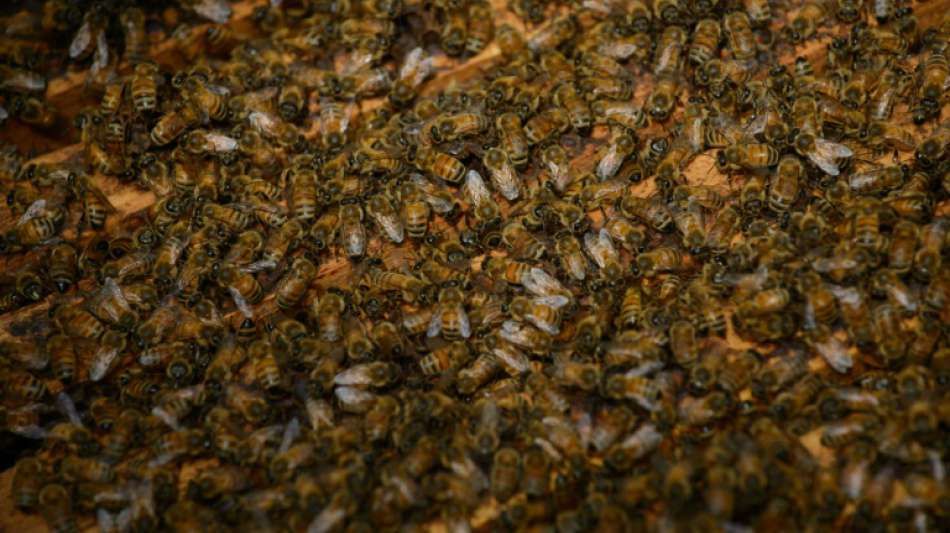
2 0 950 531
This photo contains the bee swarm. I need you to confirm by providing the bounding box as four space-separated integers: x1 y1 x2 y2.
1 0 950 532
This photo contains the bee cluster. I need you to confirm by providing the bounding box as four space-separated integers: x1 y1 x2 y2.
0 1 237 130
1 0 950 531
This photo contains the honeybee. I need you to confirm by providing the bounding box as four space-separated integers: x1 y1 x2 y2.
654 25 686 76
717 142 780 172
554 231 588 282
151 105 200 146
584 228 624 282
415 146 465 184
620 194 672 232
579 75 634 102
366 193 405 244
495 112 530 168
38 484 78 533
596 132 637 181
636 247 684 277
319 99 350 149
465 2 494 54
427 284 471 340
591 100 647 131
389 47 433 108
441 9 467 56
275 257 316 310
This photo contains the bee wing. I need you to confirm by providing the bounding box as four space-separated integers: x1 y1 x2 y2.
90 30 109 78
55 392 84 427
342 218 366 257
103 277 132 310
69 19 93 59
191 0 232 23
426 306 443 338
490 161 521 201
334 364 373 386
463 169 492 205
809 138 854 176
583 229 611 268
814 335 853 374
492 345 530 374
206 132 239 153
0 104 7 122
228 286 255 318
522 267 566 297
248 111 278 137
526 311 560 335
400 47 434 86
456 302 472 339
16 198 46 226
89 345 120 382
847 168 884 192
240 259 278 274
596 142 622 181
370 205 405 244
533 294 570 309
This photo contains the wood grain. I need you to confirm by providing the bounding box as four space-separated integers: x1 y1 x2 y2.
2 0 950 531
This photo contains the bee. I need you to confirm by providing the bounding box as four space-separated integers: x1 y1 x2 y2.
620 193 672 232
415 146 465 184
579 75 634 102
495 112 530 168
366 193 405 244
131 62 159 115
10 96 55 128
12 457 43 510
654 25 686 77
38 484 78 533
689 19 722 67
723 11 757 65
591 100 647 131
636 246 684 277
596 132 637 181
669 198 705 253
388 48 433 108
441 9 467 56
428 284 471 340
584 228 624 282
151 105 200 146
490 448 521 503
319 99 350 149
478 148 520 202
217 264 263 305
338 199 366 259
274 257 316 310
523 107 570 146
48 242 78 292
717 143 780 172
555 231 588 282
52 300 106 340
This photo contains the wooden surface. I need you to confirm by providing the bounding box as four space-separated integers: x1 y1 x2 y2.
1 0 950 531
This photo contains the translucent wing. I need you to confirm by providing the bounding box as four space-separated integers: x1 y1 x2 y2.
240 259 277 274
489 160 521 201
533 294 570 309
522 267 567 296
596 142 623 181
206 132 239 152
69 19 92 59
90 30 109 78
229 287 255 318
278 417 300 454
0 104 7 122
457 304 472 338
17 199 46 226
492 344 530 374
103 278 132 311
400 47 434 87
56 392 84 427
426 307 443 338
814 335 853 373
192 0 232 23
463 169 492 205
89 344 120 382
